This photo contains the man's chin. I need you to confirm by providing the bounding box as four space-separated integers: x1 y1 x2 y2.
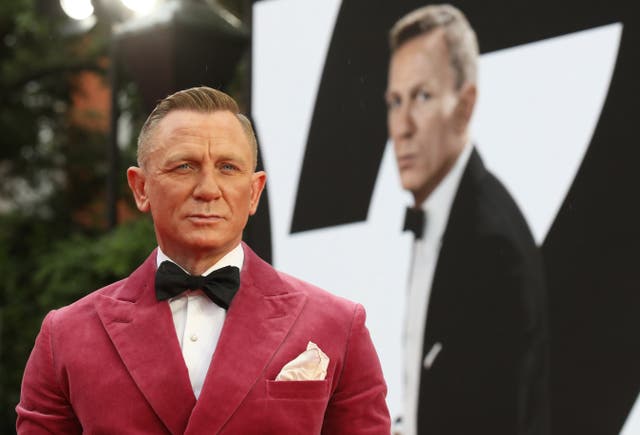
401 179 423 196
185 238 239 254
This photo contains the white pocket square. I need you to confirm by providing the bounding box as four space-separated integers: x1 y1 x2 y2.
275 341 329 381
423 342 443 369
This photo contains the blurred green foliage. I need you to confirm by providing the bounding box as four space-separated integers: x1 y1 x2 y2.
0 1 149 432
0 216 156 432
0 1 249 432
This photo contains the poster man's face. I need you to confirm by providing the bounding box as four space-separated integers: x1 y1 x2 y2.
386 30 468 206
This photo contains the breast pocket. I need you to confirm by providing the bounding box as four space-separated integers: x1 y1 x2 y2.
266 379 330 400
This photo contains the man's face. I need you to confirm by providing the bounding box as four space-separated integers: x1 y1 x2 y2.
386 30 471 206
127 110 266 265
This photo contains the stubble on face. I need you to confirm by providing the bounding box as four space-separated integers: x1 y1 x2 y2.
131 110 265 274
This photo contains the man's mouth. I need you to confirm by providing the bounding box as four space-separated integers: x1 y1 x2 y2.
397 154 416 170
188 214 223 223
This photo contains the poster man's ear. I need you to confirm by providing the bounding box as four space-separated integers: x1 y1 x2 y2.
454 82 477 133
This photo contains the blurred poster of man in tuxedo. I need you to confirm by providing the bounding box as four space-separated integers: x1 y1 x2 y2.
385 4 549 434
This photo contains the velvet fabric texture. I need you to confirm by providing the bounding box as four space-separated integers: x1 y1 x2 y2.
17 243 390 434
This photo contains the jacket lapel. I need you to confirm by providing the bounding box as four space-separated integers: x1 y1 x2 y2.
425 150 483 348
186 244 307 434
94 250 196 435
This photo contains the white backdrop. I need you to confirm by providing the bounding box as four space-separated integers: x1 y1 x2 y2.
252 0 621 419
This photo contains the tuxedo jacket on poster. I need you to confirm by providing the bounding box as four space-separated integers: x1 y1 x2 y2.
417 148 550 435
17 243 390 434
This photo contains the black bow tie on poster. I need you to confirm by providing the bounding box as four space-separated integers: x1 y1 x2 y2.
155 261 240 310
403 206 425 239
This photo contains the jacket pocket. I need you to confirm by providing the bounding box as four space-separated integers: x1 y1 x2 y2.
266 379 329 400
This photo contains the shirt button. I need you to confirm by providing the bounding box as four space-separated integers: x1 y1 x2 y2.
190 334 198 342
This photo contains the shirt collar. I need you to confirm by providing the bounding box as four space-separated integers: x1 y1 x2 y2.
419 143 473 243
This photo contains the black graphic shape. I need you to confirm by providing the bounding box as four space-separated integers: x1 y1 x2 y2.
253 0 640 433
242 119 272 265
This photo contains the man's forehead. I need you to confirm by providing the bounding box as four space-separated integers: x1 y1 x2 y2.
158 109 239 130
153 110 244 141
142 108 256 168
388 30 455 88
394 29 449 64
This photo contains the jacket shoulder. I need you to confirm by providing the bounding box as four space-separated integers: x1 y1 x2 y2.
276 269 360 317
46 249 156 325
242 242 360 318
454 149 536 245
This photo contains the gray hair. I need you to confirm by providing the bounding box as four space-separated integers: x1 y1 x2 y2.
389 4 478 89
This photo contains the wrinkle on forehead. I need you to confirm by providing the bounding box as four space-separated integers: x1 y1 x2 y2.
142 110 254 171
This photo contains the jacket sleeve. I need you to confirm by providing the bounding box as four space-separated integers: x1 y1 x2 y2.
322 304 391 434
16 310 82 435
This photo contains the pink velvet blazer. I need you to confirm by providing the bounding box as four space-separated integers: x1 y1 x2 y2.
17 243 390 434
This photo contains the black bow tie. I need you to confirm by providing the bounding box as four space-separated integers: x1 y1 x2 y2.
155 261 240 309
403 206 425 239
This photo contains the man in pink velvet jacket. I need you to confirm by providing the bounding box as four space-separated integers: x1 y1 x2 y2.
16 87 390 434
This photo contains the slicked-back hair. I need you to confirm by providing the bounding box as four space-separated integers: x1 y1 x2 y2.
136 86 258 169
389 4 478 90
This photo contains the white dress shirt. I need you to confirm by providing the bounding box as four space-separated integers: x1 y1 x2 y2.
401 144 473 435
156 244 244 399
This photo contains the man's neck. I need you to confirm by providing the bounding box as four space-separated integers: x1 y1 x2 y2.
413 146 466 206
158 243 243 276
413 141 472 208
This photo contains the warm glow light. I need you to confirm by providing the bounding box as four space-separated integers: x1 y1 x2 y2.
120 0 158 15
60 0 94 21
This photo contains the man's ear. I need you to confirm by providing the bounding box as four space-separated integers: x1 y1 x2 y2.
248 171 267 215
453 82 477 133
127 166 150 212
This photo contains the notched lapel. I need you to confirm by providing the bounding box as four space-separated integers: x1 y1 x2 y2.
187 250 307 434
94 254 196 435
426 151 483 347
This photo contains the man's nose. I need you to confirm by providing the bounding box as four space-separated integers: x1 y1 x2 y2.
392 104 416 141
193 169 222 200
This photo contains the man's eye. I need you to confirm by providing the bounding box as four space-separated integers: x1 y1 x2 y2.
220 163 238 172
174 163 193 171
386 96 401 110
415 90 431 102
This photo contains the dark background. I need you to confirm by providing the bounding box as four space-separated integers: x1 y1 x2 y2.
254 0 640 434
